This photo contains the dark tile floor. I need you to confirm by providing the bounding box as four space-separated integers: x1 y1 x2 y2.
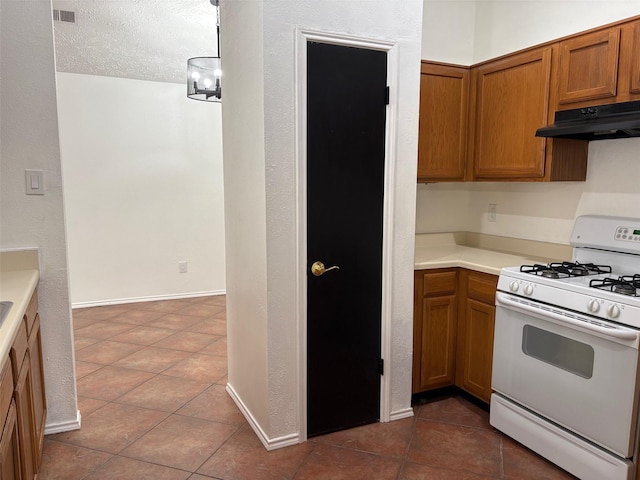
40 295 576 479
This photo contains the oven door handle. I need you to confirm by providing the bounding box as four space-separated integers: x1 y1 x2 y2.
496 292 640 342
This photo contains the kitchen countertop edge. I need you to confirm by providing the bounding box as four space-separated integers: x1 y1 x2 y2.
415 234 567 276
0 268 40 364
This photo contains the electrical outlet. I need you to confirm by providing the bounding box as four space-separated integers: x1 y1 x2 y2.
488 204 497 222
178 261 188 273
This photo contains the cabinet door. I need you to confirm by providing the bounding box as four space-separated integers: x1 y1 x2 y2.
558 28 620 105
14 356 34 480
415 296 457 391
0 402 22 480
457 299 495 403
456 270 497 404
417 62 469 182
472 47 552 179
27 315 45 470
413 269 458 394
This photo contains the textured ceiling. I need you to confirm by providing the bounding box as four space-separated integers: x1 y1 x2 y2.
52 0 219 84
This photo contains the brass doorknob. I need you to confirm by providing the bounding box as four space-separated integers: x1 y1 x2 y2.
311 261 340 276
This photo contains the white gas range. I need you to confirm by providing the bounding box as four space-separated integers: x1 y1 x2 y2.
490 215 640 480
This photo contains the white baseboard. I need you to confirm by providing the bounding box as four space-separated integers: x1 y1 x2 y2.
44 410 82 435
225 383 300 451
389 407 414 421
72 290 226 309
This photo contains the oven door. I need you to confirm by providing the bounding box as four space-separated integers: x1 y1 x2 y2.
492 291 640 458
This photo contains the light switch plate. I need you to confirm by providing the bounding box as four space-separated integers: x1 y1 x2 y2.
25 170 45 195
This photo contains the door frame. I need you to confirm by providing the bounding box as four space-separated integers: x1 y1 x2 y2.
294 27 398 442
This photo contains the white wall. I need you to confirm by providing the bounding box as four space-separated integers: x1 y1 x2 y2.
56 73 226 306
417 139 640 244
422 0 476 64
0 0 78 432
473 0 640 62
421 0 640 64
223 0 423 446
220 0 270 438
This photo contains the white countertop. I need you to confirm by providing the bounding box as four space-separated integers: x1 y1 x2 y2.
0 250 40 362
414 233 565 276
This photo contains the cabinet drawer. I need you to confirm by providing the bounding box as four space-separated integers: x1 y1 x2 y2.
0 360 13 427
10 321 28 385
24 289 38 337
466 272 498 305
422 270 458 297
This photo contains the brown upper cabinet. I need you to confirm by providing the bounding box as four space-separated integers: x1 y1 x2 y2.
556 20 640 110
557 28 621 106
417 62 470 182
418 15 640 183
471 47 554 180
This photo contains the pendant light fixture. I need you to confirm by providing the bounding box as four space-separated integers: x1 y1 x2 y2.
187 0 222 102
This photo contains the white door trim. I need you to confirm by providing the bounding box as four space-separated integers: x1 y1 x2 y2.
294 27 398 442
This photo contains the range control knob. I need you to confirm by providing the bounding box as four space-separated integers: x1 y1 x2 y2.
509 281 519 293
523 284 534 296
607 304 621 319
587 299 600 313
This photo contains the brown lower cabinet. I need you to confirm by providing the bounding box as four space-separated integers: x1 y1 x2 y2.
413 268 498 404
0 289 46 479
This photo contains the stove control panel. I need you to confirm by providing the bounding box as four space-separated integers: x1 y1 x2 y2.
572 215 640 255
615 226 640 243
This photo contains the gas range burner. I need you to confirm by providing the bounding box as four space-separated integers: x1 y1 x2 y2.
590 275 640 297
521 262 612 279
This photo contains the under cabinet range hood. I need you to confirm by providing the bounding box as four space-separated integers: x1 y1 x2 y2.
536 101 640 140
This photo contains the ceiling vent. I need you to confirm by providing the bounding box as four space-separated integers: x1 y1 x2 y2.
53 9 76 23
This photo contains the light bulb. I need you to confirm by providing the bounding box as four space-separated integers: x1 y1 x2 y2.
214 68 222 78
203 78 213 88
191 71 200 80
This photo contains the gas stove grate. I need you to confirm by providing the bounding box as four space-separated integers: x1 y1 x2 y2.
589 275 640 297
521 262 612 279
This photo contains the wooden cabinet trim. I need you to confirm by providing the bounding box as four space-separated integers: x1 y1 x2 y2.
24 290 38 337
0 361 13 430
0 400 21 480
630 23 640 94
14 353 35 480
28 314 46 469
558 28 621 105
9 323 28 387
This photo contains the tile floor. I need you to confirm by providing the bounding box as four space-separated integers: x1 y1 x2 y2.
40 295 577 480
